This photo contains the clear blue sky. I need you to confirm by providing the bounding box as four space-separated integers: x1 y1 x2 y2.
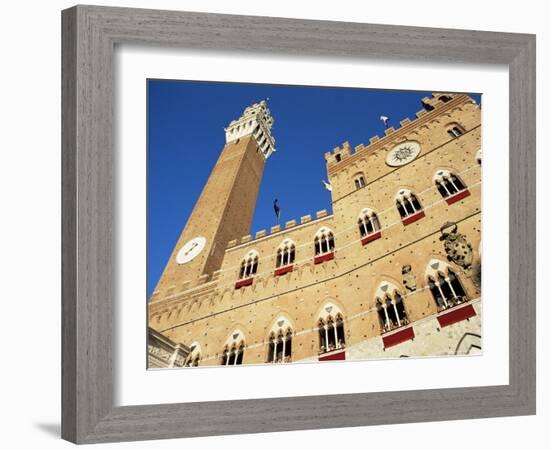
147 80 481 298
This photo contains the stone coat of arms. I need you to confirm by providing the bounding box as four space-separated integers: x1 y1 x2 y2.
401 264 417 291
439 222 474 269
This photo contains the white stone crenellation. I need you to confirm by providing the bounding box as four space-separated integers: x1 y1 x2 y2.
224 100 276 159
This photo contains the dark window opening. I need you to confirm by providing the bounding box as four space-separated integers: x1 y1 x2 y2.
314 231 335 256
276 243 296 268
396 193 422 219
377 293 409 333
436 173 467 198
222 343 245 366
239 254 259 279
428 269 468 310
447 125 465 138
421 100 435 111
358 212 381 237
354 176 365 189
268 330 293 363
318 316 345 353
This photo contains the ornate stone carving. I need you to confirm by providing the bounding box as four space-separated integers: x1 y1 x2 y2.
439 222 473 269
147 327 191 369
401 264 417 291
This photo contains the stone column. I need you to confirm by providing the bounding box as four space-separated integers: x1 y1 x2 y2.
383 305 390 330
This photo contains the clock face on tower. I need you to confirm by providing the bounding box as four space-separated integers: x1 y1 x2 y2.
385 141 421 167
176 237 207 265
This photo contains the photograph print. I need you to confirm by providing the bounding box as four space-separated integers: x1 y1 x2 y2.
146 80 482 369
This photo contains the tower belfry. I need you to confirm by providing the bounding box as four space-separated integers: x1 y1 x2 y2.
152 100 276 298
225 100 276 159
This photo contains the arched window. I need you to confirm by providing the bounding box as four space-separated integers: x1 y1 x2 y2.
185 342 201 367
238 250 259 279
354 173 366 189
267 318 293 363
358 208 381 244
426 260 468 311
434 170 469 204
439 94 452 103
395 189 425 224
317 303 346 354
235 250 259 288
221 330 246 366
276 240 296 268
314 228 335 263
375 282 410 333
447 123 465 138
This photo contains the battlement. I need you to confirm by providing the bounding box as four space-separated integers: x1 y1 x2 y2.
324 141 352 164
226 210 333 251
324 93 476 169
150 209 335 303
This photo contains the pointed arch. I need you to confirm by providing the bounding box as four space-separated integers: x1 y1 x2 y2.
267 315 294 363
358 207 382 244
317 301 346 354
375 281 410 333
425 259 468 311
276 239 296 269
434 169 470 204
395 188 425 224
314 227 335 263
221 329 246 366
185 342 202 367
238 249 259 279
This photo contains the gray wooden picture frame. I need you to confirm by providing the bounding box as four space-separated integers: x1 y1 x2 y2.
61 4 536 444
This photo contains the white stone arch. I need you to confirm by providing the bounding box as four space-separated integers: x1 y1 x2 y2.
425 259 468 310
357 207 381 237
433 168 452 183
276 238 296 267
374 280 401 299
425 259 453 280
395 188 423 218
185 341 202 367
268 315 294 336
314 226 335 256
188 341 202 355
317 301 344 323
238 249 260 279
395 188 414 203
314 226 333 238
433 169 467 198
241 248 259 261
267 315 294 363
224 328 246 348
278 238 295 248
316 301 346 353
375 281 409 331
221 328 247 366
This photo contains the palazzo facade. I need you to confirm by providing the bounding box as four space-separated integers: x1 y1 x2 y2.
147 93 482 367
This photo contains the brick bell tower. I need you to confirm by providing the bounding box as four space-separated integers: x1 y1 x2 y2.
151 100 276 299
